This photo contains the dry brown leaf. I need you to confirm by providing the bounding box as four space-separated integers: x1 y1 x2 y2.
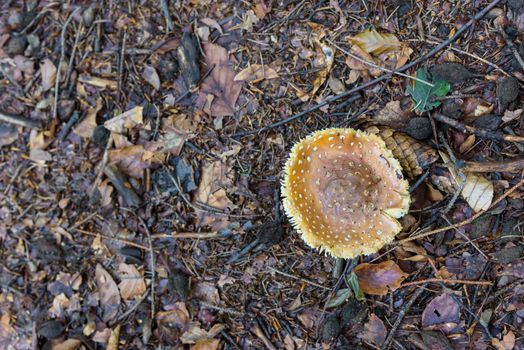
194 160 236 229
357 314 387 346
118 263 146 300
459 134 476 153
422 294 460 332
40 58 57 92
234 64 279 82
142 65 161 90
461 173 493 212
104 106 144 133
354 261 408 295
502 109 523 122
200 18 223 34
254 0 271 19
374 100 403 124
195 43 243 117
309 42 334 98
74 98 102 138
348 28 402 55
193 282 220 304
108 143 164 179
78 74 117 89
492 331 516 350
107 325 120 350
190 339 220 350
51 339 82 350
95 264 121 322
97 179 114 207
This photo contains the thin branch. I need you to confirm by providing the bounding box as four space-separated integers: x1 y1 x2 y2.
401 278 492 287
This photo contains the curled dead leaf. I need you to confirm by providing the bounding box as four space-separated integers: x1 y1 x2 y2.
492 330 516 350
74 98 102 138
95 264 121 322
104 106 144 134
118 263 146 300
461 173 493 212
234 64 279 82
354 260 408 295
357 314 387 346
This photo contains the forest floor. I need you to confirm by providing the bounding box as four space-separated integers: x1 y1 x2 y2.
2 0 524 349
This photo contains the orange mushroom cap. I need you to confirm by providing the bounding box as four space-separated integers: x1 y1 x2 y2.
281 128 410 258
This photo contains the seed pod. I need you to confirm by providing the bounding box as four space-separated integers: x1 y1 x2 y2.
366 126 438 179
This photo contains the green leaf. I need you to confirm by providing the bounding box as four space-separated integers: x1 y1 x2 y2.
346 272 366 302
407 68 450 113
325 288 352 309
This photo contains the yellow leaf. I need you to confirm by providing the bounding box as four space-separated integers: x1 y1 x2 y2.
461 173 494 212
348 28 402 55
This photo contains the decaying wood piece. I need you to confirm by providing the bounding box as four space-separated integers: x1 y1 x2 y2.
464 157 524 173
0 111 42 129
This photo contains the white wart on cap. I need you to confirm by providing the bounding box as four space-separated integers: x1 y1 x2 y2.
281 128 410 258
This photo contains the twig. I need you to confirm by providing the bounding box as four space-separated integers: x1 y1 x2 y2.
161 0 174 32
117 30 127 102
251 322 277 350
73 228 151 251
499 28 524 71
401 278 492 287
110 288 150 326
52 8 80 132
267 267 330 290
464 157 524 173
56 111 80 143
0 111 42 129
399 177 524 243
104 165 142 207
232 0 503 138
383 285 426 350
89 134 113 198
153 232 220 239
64 23 83 93
137 216 156 321
199 301 249 317
221 330 241 350
327 39 434 87
433 113 524 143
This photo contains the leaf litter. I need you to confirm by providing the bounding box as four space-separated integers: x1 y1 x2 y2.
2 1 524 349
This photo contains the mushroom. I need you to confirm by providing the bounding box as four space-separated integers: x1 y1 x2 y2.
281 128 410 258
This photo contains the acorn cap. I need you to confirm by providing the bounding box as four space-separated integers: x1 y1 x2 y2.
281 128 410 258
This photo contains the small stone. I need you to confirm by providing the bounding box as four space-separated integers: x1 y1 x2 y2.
321 315 340 342
6 35 27 56
38 320 65 339
171 272 190 300
402 117 432 140
496 76 519 106
152 168 178 194
430 63 476 83
92 125 110 147
473 115 502 131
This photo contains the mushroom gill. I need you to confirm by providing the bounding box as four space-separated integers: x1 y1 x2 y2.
281 128 410 258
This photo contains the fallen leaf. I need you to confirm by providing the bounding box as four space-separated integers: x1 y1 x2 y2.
309 42 334 99
156 302 190 330
29 148 52 165
422 293 460 334
254 0 271 19
348 28 402 55
118 263 146 300
40 58 57 92
240 10 259 32
74 98 102 138
95 264 121 322
193 282 220 304
499 261 524 278
492 330 516 350
191 339 220 350
200 18 223 34
195 43 243 117
408 68 450 113
325 288 351 308
142 65 160 90
0 313 16 348
357 314 387 346
104 106 144 134
194 160 236 229
328 76 345 94
78 74 117 89
374 100 404 125
458 134 476 153
51 339 82 350
0 124 18 147
182 323 224 344
461 173 493 212
108 142 164 179
107 325 120 350
502 109 523 123
354 261 408 295
234 64 279 82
